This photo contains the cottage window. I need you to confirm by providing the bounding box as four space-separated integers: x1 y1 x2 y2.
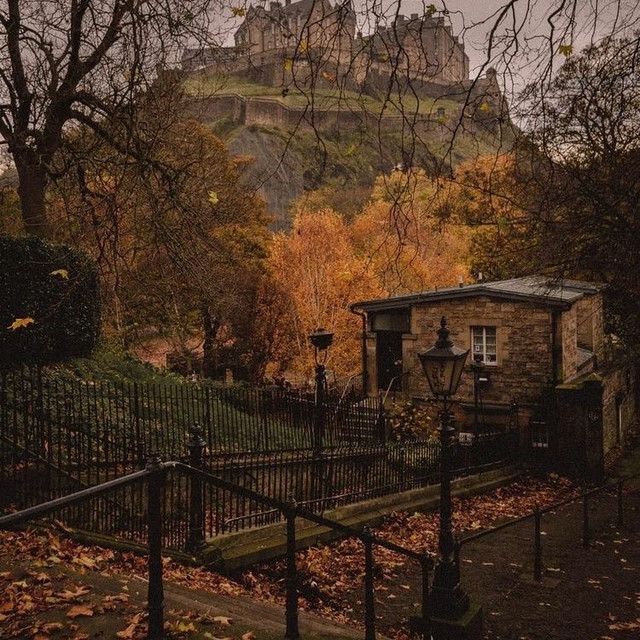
531 420 549 449
471 326 497 365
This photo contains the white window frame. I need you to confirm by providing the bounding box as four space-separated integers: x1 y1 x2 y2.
471 326 497 366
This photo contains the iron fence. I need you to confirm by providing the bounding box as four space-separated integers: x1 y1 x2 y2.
1 366 520 539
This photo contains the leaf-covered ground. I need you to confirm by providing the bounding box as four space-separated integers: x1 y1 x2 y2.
1 472 638 639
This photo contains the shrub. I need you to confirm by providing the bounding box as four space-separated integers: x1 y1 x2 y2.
0 235 100 367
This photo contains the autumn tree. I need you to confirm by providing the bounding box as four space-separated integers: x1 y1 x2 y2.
351 169 470 294
457 38 640 347
50 89 269 374
0 0 222 237
268 207 382 380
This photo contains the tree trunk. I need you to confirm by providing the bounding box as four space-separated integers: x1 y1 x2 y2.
201 305 220 379
14 154 51 238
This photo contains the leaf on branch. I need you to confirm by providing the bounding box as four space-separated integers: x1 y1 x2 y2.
8 317 35 330
209 192 219 206
426 4 437 18
559 44 573 57
49 269 69 279
232 7 246 17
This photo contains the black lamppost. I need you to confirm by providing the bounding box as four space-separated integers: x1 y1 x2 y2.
418 317 470 621
471 354 485 438
309 328 333 499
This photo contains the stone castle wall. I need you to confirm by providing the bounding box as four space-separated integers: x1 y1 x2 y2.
185 93 454 134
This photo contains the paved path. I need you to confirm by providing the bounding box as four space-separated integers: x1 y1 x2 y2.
460 480 640 640
0 557 365 639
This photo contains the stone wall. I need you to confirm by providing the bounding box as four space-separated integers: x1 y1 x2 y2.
185 93 448 134
560 304 578 382
399 297 554 407
601 364 637 459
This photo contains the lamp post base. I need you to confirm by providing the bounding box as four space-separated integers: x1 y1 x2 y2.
430 602 484 640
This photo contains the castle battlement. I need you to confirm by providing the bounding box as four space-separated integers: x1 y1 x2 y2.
183 2 469 89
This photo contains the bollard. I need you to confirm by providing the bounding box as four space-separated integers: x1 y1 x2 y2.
186 424 206 552
582 492 590 548
617 479 624 529
146 455 165 640
533 506 542 582
363 527 376 640
284 499 300 640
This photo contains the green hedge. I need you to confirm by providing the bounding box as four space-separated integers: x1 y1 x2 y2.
0 235 100 367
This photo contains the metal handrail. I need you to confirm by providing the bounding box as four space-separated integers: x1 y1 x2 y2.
456 471 640 584
0 464 169 529
458 470 640 549
0 455 435 640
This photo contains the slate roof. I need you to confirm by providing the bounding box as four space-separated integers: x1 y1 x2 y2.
351 276 603 312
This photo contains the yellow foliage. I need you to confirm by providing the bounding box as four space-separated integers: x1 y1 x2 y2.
8 317 35 330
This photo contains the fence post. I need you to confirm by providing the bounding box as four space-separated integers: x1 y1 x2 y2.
617 479 624 529
134 382 144 466
533 506 542 582
186 424 206 553
420 553 431 640
146 455 165 640
582 491 590 548
376 401 386 443
284 498 300 640
363 526 376 640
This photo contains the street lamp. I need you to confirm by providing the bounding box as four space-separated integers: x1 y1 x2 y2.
308 328 333 498
417 317 471 622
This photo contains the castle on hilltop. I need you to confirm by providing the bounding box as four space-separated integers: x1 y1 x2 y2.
183 1 486 100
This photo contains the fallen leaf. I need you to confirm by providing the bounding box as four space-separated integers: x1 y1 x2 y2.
116 624 137 639
8 317 35 330
67 605 94 619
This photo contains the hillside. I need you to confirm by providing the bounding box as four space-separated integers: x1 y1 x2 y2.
185 76 516 229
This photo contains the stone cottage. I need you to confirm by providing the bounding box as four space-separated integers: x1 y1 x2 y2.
350 276 637 476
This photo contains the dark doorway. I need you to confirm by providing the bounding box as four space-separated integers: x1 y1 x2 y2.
376 331 403 392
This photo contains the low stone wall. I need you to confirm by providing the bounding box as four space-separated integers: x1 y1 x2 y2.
185 93 445 135
200 465 521 571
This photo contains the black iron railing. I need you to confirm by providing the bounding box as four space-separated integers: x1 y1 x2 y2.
456 472 640 582
1 367 520 536
0 457 435 640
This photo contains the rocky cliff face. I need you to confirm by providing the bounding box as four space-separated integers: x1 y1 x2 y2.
210 112 515 229
227 126 306 230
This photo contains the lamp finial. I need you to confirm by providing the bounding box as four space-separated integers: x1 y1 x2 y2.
436 316 453 348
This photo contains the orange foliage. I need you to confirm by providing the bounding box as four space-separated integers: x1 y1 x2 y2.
352 170 470 294
268 208 383 380
268 170 474 380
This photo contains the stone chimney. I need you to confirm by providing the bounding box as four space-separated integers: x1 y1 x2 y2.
269 1 280 11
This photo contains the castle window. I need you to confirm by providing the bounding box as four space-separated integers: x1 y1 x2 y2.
471 326 497 365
